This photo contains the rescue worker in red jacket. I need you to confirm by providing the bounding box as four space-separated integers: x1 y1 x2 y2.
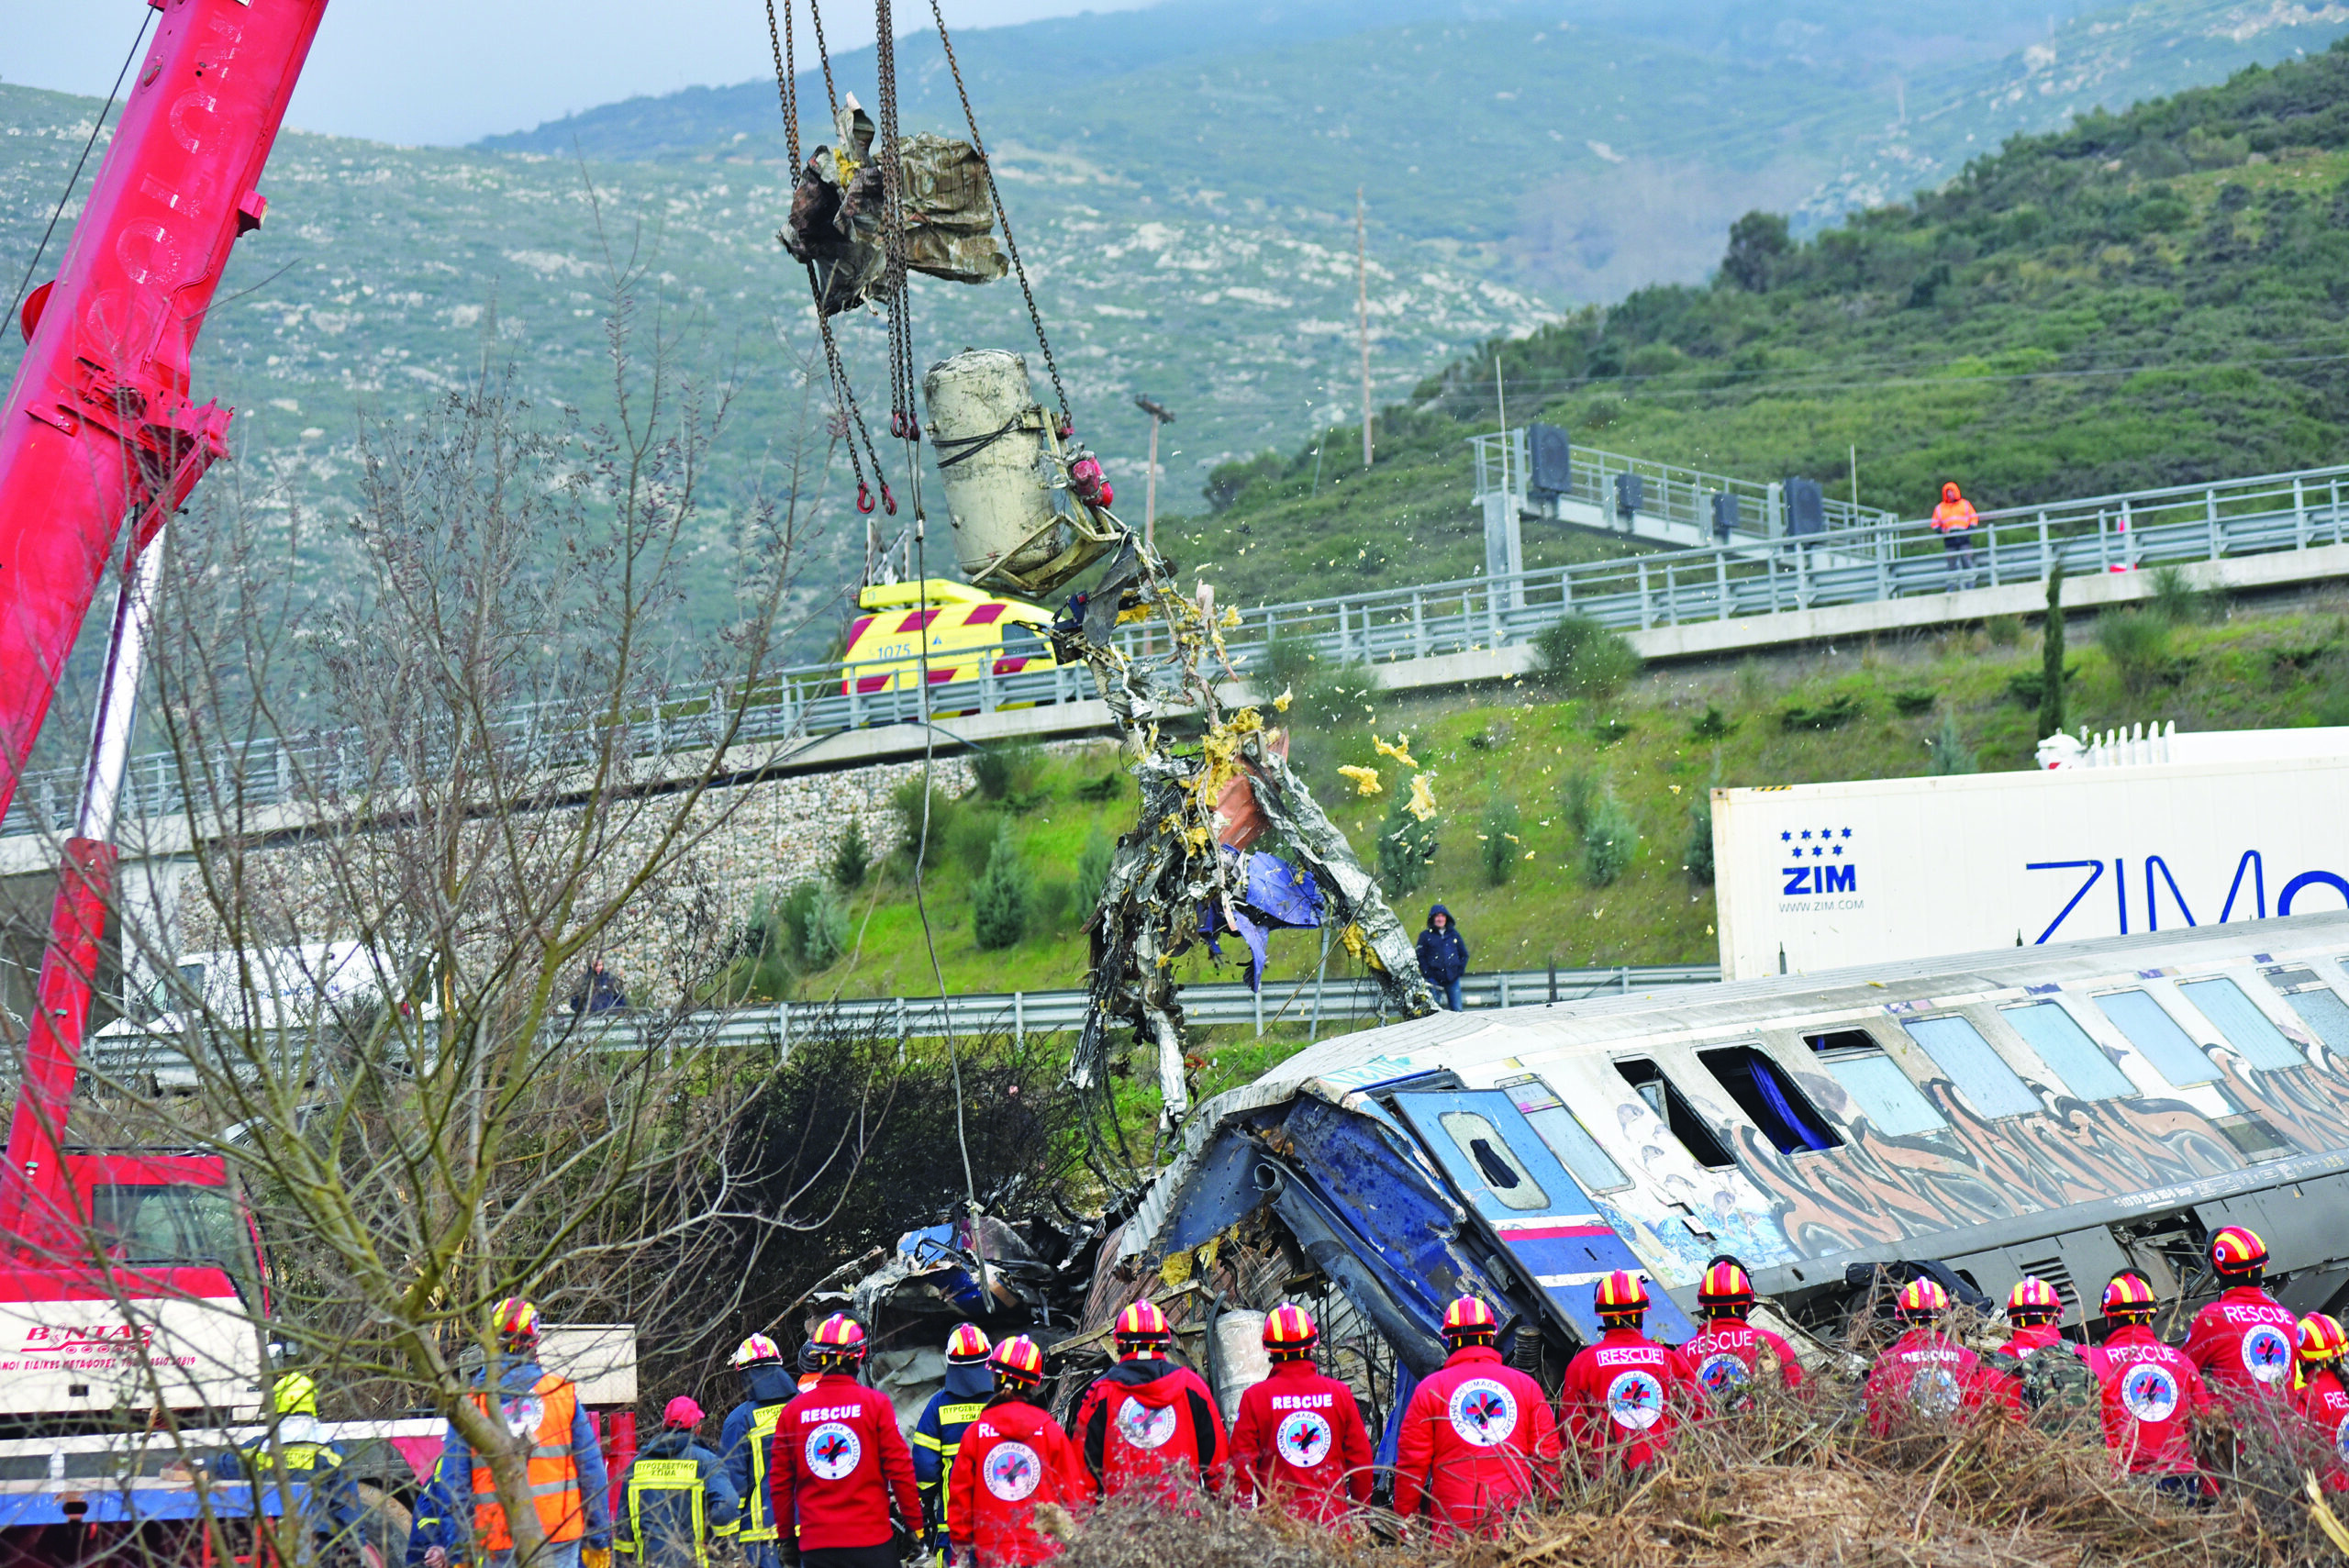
2183 1226 2299 1407
1865 1277 2001 1434
1931 481 1980 584
949 1337 1085 1568
2293 1314 2349 1493
2087 1273 2210 1496
1557 1272 1698 1472
769 1315 922 1568
1679 1258 1803 1410
1983 1276 2091 1418
1389 1296 1560 1538
1073 1301 1225 1501
1227 1304 1374 1523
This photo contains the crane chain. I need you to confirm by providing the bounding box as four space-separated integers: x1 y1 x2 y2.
874 0 920 441
762 0 801 171
807 0 841 123
925 0 1073 434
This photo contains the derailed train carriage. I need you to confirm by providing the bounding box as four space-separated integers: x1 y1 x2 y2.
1119 910 2349 1407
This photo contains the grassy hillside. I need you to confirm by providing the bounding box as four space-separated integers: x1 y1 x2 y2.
1173 39 2349 606
761 584 2349 1018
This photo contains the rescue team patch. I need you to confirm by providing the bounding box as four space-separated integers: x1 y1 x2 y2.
1115 1399 1178 1451
2121 1364 2180 1424
807 1421 863 1480
1696 1352 1750 1396
1605 1370 1665 1430
500 1395 545 1440
2243 1326 2294 1385
1275 1409 1333 1469
1910 1369 1962 1419
1445 1378 1520 1447
983 1441 1043 1501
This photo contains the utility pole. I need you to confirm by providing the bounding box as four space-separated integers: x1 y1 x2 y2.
1355 187 1373 471
1850 443 1859 512
1133 395 1174 553
1496 355 1509 497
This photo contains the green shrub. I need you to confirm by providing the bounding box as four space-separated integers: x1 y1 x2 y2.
2098 609 2175 695
1684 786 1716 884
949 807 1001 876
2149 563 2222 626
1075 828 1116 915
1560 766 1598 837
1590 717 1635 746
972 822 1033 951
1584 788 1640 887
774 880 849 970
1984 615 2023 647
1032 876 1075 932
832 818 871 889
1926 713 1978 775
1780 693 1863 730
1377 796 1440 895
1530 616 1640 697
971 741 1041 802
1479 797 1521 887
1891 688 1938 716
1690 704 1735 740
1075 771 1126 802
891 778 959 871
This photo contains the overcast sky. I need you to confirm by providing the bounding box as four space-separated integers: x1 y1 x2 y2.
0 0 1147 147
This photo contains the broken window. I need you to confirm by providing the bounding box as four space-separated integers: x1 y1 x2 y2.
1805 1029 1947 1137
2177 977 2307 1071
1503 1077 1630 1193
1903 1016 2040 1119
1435 1111 1551 1210
2094 990 2218 1086
1613 1059 1736 1169
1698 1045 1841 1154
2265 965 2349 1051
2001 1001 2135 1100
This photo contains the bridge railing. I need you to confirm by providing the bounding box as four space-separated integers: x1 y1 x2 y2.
9 465 2348 840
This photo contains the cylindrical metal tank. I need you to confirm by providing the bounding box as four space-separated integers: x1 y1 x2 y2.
924 350 1108 596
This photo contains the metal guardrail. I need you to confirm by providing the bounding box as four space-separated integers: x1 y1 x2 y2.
15 462 2349 840
1468 429 1897 539
83 964 1721 1082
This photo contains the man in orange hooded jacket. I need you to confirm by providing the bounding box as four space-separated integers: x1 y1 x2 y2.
1932 482 1980 586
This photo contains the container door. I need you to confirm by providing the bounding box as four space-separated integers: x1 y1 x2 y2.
1393 1089 1697 1344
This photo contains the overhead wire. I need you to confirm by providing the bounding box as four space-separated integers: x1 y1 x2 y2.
6 8 155 334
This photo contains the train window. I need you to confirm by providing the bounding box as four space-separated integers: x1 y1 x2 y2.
1903 1017 2041 1119
1503 1078 1631 1194
2000 1002 2136 1100
1435 1111 1551 1210
1613 1059 1737 1169
2278 986 2349 1052
1804 1030 1948 1137
2092 990 2217 1086
1698 1046 1842 1153
2176 978 2307 1071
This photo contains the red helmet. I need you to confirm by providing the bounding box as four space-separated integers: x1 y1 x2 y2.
2210 1225 2267 1277
1698 1260 1756 1316
988 1335 1046 1387
2102 1273 2157 1320
945 1323 992 1364
494 1296 540 1345
1595 1271 1650 1320
2300 1314 2349 1366
729 1333 784 1369
811 1313 868 1364
1442 1296 1498 1341
2006 1276 2062 1325
1895 1278 1949 1321
1114 1300 1172 1358
1262 1303 1319 1360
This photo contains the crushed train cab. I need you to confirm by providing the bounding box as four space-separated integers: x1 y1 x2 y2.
839 579 1059 704
1122 912 2349 1381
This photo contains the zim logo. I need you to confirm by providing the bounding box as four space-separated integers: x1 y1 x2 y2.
983 1441 1042 1501
1779 825 1857 895
1275 1409 1332 1469
1605 1370 1665 1430
2121 1364 2179 1423
2243 1326 2293 1385
1446 1377 1520 1447
806 1421 863 1481
1115 1399 1178 1450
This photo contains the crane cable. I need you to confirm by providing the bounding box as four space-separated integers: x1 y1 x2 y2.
6 9 156 336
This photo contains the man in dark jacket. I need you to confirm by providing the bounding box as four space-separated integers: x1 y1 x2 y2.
616 1397 741 1568
718 1335 795 1568
1416 906 1468 1011
913 1325 994 1562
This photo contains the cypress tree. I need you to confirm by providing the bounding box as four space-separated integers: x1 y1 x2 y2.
2039 566 2067 740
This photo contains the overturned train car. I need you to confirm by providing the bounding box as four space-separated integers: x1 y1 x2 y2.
1122 912 2349 1384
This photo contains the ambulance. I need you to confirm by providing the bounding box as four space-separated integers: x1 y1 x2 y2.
838 579 1060 702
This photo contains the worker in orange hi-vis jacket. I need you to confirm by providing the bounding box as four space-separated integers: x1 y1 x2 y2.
1389 1297 1560 1539
1932 481 1981 585
1226 1304 1374 1525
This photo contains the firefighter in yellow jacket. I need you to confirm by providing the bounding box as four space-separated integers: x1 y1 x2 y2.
421 1296 614 1568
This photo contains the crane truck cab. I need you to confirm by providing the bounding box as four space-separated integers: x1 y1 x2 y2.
839 579 1059 706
